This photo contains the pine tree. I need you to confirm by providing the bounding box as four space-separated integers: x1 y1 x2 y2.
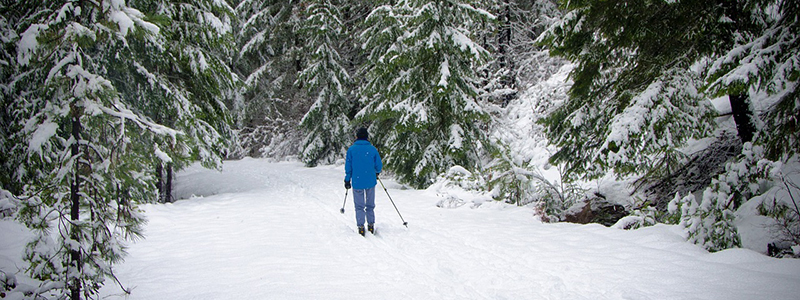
0 8 20 193
3 0 236 297
9 1 156 297
233 0 306 159
694 1 798 252
480 0 568 209
297 0 354 167
481 0 561 105
359 0 495 188
142 0 238 201
704 0 799 161
543 0 798 251
135 0 238 169
673 190 741 252
539 0 742 181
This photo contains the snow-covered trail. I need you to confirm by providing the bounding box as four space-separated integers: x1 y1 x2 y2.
100 159 800 299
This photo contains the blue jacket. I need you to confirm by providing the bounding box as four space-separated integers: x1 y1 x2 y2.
345 139 383 189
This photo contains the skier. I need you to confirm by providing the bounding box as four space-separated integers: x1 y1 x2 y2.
344 127 383 236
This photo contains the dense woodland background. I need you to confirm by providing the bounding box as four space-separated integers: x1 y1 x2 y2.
0 0 798 298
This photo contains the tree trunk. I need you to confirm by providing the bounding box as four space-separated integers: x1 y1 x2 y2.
166 163 173 203
497 2 511 70
156 163 164 203
70 115 81 300
729 93 755 143
497 0 516 106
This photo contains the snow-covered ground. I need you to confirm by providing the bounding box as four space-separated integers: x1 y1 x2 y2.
93 159 800 299
4 158 800 299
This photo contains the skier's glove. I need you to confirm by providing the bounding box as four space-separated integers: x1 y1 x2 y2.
344 180 351 189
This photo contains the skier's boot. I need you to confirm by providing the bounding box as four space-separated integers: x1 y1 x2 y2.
358 226 366 236
368 224 375 234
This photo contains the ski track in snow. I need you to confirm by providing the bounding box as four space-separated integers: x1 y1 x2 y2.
95 159 800 300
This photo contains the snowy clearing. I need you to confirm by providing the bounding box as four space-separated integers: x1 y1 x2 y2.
73 158 800 299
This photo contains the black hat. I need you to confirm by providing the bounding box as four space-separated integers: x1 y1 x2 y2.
356 128 369 140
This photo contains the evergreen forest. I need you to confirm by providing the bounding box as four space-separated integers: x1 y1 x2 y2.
1 0 798 298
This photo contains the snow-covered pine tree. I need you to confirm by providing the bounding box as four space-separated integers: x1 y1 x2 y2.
136 0 238 169
479 0 568 210
480 0 561 105
0 10 19 193
705 0 799 162
297 0 353 167
359 0 495 188
543 0 798 251
507 0 563 85
232 0 306 159
3 0 236 297
116 0 238 202
673 189 741 252
539 0 724 182
9 1 159 297
664 0 799 251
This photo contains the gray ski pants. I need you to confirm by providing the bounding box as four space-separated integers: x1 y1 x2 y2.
352 187 375 226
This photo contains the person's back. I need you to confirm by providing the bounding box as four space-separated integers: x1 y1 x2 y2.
346 140 381 189
344 128 382 236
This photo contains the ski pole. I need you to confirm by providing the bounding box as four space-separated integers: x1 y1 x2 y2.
340 189 348 214
378 177 408 227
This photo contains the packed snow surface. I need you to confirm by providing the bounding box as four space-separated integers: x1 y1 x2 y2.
89 159 799 299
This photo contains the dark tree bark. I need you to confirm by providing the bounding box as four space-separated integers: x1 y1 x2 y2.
497 1 511 70
166 163 173 203
497 0 516 106
70 114 81 300
156 163 164 203
729 93 756 143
